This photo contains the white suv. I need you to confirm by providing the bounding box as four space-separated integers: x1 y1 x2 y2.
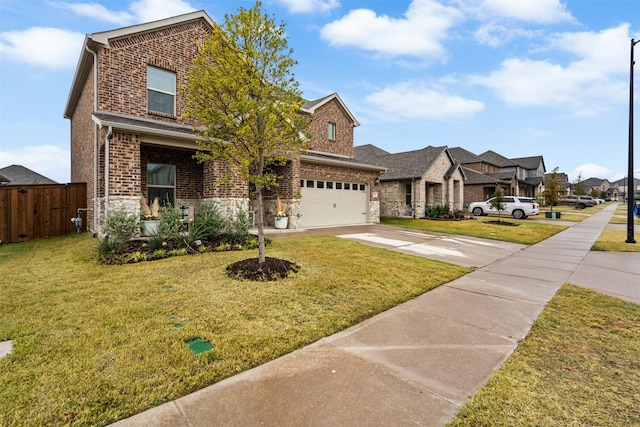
468 196 540 219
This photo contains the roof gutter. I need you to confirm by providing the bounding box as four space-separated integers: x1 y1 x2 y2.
300 154 386 172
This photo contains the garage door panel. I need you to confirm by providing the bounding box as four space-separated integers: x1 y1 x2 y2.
300 182 368 227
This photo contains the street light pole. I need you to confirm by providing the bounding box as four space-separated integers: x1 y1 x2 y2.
626 38 639 244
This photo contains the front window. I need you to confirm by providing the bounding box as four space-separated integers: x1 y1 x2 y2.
147 163 175 206
147 66 176 116
328 122 336 141
406 183 412 205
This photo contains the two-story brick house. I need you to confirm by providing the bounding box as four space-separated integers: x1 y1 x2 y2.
64 10 383 233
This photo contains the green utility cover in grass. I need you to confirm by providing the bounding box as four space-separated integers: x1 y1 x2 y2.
185 338 213 355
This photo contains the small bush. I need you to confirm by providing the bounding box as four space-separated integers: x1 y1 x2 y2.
158 205 184 239
193 201 228 240
147 234 166 251
426 204 451 218
226 209 252 244
102 210 139 243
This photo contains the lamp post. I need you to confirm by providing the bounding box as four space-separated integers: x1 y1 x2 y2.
626 38 639 244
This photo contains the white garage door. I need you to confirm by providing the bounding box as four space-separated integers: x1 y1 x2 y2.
299 179 368 227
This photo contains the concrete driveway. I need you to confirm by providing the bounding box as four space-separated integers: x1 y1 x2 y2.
266 223 526 269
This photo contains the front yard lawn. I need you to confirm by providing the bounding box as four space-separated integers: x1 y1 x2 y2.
0 233 470 426
592 228 640 252
448 285 640 426
381 217 566 245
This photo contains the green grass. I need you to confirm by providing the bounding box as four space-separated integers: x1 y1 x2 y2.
381 217 566 245
592 228 640 252
448 285 640 427
0 233 470 426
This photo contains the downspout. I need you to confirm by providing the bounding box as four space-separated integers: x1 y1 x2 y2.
104 126 112 218
85 44 98 232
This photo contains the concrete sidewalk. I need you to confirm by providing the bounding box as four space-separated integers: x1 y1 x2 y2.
112 204 638 426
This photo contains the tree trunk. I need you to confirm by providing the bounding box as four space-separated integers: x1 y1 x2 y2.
256 187 266 264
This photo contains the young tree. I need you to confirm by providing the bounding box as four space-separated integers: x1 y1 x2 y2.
573 173 587 196
489 188 507 223
543 167 562 212
184 1 309 264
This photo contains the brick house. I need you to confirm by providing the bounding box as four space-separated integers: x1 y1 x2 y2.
64 11 383 233
449 147 512 205
478 151 545 198
354 144 465 217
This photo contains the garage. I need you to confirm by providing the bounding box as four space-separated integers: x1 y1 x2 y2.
299 179 368 227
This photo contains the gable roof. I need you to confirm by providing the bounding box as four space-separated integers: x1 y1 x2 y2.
579 177 610 188
354 144 463 181
461 166 505 185
478 150 517 168
354 144 391 158
512 155 545 171
64 10 214 119
449 147 485 165
301 93 360 127
0 165 57 185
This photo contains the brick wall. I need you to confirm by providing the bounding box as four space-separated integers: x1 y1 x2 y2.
70 65 97 229
306 99 354 157
203 160 248 199
97 20 210 126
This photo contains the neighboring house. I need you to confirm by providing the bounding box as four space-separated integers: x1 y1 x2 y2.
478 151 545 197
612 177 640 201
576 177 614 199
0 165 57 185
64 11 383 233
449 147 512 205
354 144 465 217
459 166 510 205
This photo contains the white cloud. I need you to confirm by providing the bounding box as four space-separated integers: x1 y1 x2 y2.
50 0 196 25
365 82 485 121
457 0 574 24
129 0 196 23
0 27 84 69
276 0 339 14
50 1 134 24
320 0 461 58
570 164 622 183
471 23 631 116
474 23 539 47
0 145 70 183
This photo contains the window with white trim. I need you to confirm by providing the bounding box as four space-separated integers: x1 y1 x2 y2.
328 122 336 141
147 66 176 116
147 163 175 206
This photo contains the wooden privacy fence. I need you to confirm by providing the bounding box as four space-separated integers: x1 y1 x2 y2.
0 183 87 243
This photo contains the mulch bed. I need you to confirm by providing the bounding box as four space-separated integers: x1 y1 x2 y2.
485 220 519 226
226 257 300 281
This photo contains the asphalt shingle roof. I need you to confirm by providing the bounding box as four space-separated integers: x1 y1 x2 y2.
354 145 450 181
0 165 57 185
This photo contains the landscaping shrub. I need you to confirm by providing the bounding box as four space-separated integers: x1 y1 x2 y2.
158 204 184 239
226 209 252 245
426 204 451 218
192 201 228 240
101 210 139 243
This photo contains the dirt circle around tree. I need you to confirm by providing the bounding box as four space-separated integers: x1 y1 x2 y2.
226 257 300 281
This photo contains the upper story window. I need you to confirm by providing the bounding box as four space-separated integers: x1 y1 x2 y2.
327 122 336 141
147 66 176 116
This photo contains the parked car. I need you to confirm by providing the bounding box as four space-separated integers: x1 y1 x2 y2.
468 196 540 219
557 196 597 209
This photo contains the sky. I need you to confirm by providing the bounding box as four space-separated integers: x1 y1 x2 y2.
1 0 639 184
